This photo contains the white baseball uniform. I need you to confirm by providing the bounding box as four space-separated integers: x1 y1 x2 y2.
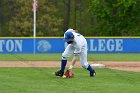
62 31 89 68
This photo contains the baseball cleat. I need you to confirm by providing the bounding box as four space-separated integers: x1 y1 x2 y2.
54 70 64 77
90 72 96 77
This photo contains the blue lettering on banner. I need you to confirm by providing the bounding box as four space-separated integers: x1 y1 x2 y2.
88 39 123 53
0 39 23 53
0 38 140 54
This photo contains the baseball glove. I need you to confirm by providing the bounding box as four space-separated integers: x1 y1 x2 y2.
63 69 74 78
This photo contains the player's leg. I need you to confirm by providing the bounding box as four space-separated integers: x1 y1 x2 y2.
80 52 96 77
54 44 74 76
61 45 74 72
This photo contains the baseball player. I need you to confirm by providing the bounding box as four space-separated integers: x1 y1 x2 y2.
54 28 96 77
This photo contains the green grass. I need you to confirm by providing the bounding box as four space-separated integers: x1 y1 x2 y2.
0 53 140 61
0 68 139 93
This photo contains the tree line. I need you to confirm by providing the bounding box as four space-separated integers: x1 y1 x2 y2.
0 0 140 37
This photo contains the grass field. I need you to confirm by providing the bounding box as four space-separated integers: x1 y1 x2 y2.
0 68 140 93
0 53 140 61
0 53 140 93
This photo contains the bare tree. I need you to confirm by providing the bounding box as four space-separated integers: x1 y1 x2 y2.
64 0 71 32
79 0 82 32
74 0 77 30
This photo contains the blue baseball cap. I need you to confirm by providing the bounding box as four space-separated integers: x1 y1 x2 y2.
64 31 74 42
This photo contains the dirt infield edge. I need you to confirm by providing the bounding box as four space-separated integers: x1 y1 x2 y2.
0 61 140 72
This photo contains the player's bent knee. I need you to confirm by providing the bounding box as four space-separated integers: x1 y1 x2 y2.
62 56 68 60
62 53 69 60
82 64 89 69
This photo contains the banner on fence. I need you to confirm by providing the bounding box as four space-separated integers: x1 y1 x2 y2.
0 38 140 54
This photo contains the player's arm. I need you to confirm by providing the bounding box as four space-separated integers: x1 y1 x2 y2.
69 55 78 69
69 47 81 69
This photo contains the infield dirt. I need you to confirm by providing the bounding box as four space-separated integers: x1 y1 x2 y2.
0 61 140 72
